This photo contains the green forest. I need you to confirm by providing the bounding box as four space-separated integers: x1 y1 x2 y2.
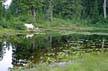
0 0 108 31
0 0 108 71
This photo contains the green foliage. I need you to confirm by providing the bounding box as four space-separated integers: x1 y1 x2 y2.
96 17 108 24
8 0 106 22
0 17 25 30
10 52 108 71
0 0 108 30
0 18 9 28
0 0 2 20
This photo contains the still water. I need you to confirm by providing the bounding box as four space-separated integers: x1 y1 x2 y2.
0 34 108 71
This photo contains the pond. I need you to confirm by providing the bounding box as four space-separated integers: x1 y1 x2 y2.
0 34 108 71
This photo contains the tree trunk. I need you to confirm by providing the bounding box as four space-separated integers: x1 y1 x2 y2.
49 0 53 22
0 1 3 19
31 6 36 25
31 6 36 17
103 0 107 18
46 0 53 21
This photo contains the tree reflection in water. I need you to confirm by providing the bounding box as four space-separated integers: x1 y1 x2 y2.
0 41 13 71
0 41 10 61
0 34 108 69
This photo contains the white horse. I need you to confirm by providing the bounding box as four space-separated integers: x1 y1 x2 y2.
24 23 34 31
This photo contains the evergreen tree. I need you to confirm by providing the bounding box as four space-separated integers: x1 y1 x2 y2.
0 0 2 19
72 0 82 19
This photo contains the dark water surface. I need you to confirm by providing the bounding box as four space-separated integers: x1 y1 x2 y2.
0 34 108 71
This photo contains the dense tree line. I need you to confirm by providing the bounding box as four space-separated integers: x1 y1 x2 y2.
10 0 107 18
0 0 108 25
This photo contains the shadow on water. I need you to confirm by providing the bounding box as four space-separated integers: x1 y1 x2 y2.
0 34 108 71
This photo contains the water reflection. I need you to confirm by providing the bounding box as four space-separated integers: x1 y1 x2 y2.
26 33 34 38
11 34 108 64
0 34 108 70
0 41 13 71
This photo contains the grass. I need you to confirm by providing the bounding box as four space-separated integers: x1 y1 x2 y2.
33 18 108 34
1 17 108 37
10 52 108 71
0 28 26 37
0 28 16 37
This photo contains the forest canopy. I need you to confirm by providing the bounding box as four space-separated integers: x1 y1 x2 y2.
0 0 108 29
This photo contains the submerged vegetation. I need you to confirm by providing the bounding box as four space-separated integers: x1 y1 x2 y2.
6 34 108 71
10 52 108 71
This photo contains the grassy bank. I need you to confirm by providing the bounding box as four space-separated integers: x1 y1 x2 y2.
10 52 108 71
1 24 108 37
1 18 108 37
0 28 25 37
